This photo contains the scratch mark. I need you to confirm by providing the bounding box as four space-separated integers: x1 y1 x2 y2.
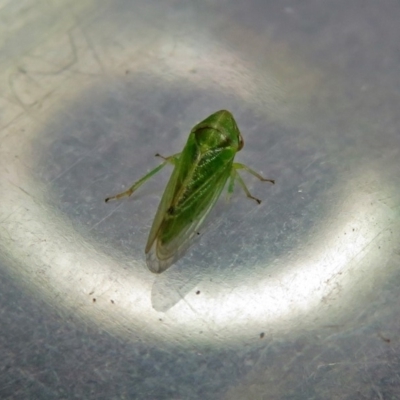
303 156 320 172
81 28 105 74
48 138 108 185
28 32 78 75
8 71 37 115
88 203 124 232
83 175 109 190
7 69 56 122
70 9 105 75
49 155 88 184
0 206 23 224
347 227 391 264
0 114 25 138
6 178 37 202
230 203 276 239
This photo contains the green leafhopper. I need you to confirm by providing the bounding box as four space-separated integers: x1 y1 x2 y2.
105 110 274 273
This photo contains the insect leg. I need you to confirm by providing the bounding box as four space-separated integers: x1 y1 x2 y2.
233 170 262 204
232 162 275 184
226 169 236 202
105 153 180 203
155 152 180 165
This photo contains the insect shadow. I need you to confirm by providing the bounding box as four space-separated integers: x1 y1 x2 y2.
151 265 204 312
149 191 237 311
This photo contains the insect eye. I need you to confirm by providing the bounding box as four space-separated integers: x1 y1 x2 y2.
238 134 244 151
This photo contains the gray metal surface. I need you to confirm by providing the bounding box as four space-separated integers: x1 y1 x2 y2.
1 0 399 399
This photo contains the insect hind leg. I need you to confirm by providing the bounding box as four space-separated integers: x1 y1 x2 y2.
105 153 180 203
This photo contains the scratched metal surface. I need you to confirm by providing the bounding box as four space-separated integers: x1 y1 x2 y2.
1 0 400 399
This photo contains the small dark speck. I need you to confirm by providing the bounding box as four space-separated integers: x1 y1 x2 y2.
196 232 200 235
89 291 94 295
352 228 355 231
110 300 114 304
159 318 163 322
378 333 391 343
125 70 130 74
196 290 200 295
260 332 265 339
92 298 96 303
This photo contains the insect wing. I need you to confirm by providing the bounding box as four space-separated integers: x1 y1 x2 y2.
146 165 231 273
144 156 182 265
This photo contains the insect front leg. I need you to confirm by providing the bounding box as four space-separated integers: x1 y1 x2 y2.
155 152 180 164
105 153 180 202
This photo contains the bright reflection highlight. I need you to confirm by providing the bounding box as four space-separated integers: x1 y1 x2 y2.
1 140 392 347
0 36 394 347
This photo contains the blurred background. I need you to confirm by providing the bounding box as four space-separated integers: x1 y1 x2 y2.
1 0 400 398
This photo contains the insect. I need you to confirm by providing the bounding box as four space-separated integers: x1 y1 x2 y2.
105 110 274 273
